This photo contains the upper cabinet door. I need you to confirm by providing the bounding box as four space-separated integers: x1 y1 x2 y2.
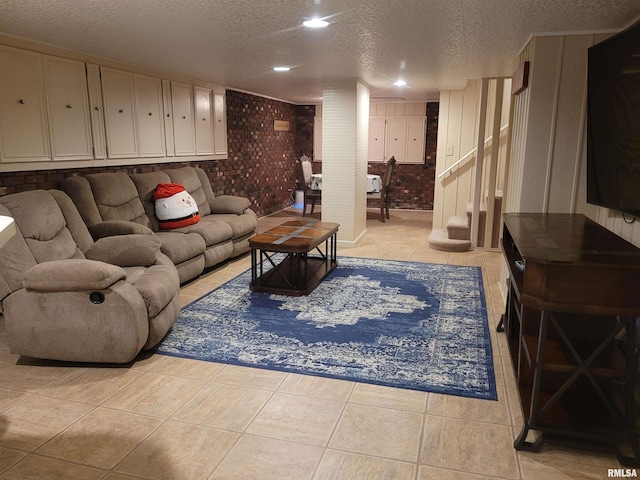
171 82 196 156
405 117 426 164
162 79 175 157
213 92 227 155
42 55 93 161
101 67 138 158
385 118 406 162
86 63 106 159
194 86 214 155
134 74 165 157
0 46 51 163
368 117 385 162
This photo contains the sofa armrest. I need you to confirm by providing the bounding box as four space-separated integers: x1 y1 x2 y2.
86 234 162 267
89 220 154 239
22 259 126 291
210 195 251 215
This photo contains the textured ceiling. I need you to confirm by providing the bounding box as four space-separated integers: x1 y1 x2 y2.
1 0 639 103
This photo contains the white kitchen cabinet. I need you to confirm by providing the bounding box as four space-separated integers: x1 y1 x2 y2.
42 55 93 161
171 82 196 156
134 74 165 157
194 86 214 155
368 117 385 162
0 46 51 163
213 92 227 155
101 67 138 158
86 64 106 159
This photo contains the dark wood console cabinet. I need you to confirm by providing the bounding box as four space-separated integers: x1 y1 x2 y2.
501 213 640 464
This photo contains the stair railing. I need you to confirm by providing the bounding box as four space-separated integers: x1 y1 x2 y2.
437 124 509 179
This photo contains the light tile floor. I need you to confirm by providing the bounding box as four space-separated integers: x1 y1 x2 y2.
0 207 626 479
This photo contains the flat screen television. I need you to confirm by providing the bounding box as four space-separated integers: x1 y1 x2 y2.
586 20 640 218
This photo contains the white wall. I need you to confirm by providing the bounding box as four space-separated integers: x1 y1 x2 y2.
433 79 480 229
506 32 640 248
433 79 511 231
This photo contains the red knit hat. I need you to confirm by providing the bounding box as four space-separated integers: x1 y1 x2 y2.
154 183 187 200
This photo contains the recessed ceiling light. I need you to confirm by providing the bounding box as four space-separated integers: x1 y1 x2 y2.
394 80 407 87
303 18 329 28
273 66 291 72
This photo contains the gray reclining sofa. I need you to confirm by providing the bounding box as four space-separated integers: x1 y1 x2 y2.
0 189 181 363
61 166 257 284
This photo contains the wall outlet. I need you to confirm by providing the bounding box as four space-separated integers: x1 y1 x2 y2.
446 145 454 156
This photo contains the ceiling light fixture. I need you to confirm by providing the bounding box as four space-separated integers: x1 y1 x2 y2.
303 18 329 28
394 80 407 86
273 66 291 72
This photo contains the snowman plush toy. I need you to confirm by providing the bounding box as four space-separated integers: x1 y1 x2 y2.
154 183 200 229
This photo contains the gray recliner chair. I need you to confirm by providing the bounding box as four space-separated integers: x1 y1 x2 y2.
0 189 180 363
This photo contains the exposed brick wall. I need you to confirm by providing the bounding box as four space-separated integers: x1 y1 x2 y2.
295 104 315 159
0 94 435 215
367 102 438 210
225 90 313 215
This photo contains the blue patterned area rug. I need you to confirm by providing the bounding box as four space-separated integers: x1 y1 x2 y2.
157 256 497 400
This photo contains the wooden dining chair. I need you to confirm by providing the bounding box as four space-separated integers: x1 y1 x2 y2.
299 156 321 216
368 156 396 222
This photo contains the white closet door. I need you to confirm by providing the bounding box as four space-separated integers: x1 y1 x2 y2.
194 86 214 155
86 63 106 159
171 82 196 156
368 117 385 162
385 118 406 162
0 46 50 163
134 74 165 157
405 117 426 164
213 92 227 155
42 55 93 161
162 79 175 156
101 67 138 158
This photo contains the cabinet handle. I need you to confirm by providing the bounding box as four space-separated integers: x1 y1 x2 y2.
18 99 25 104
202 118 207 121
118 109 124 113
66 104 72 109
166 114 170 118
182 116 186 119
95 106 100 111
148 112 153 116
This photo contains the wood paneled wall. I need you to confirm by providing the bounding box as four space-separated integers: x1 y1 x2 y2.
507 33 640 248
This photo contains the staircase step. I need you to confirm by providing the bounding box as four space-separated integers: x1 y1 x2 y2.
446 215 470 240
428 228 471 252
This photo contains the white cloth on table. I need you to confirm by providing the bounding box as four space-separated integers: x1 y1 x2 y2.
309 174 382 193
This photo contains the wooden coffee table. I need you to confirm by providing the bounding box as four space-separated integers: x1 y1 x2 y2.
249 220 339 296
